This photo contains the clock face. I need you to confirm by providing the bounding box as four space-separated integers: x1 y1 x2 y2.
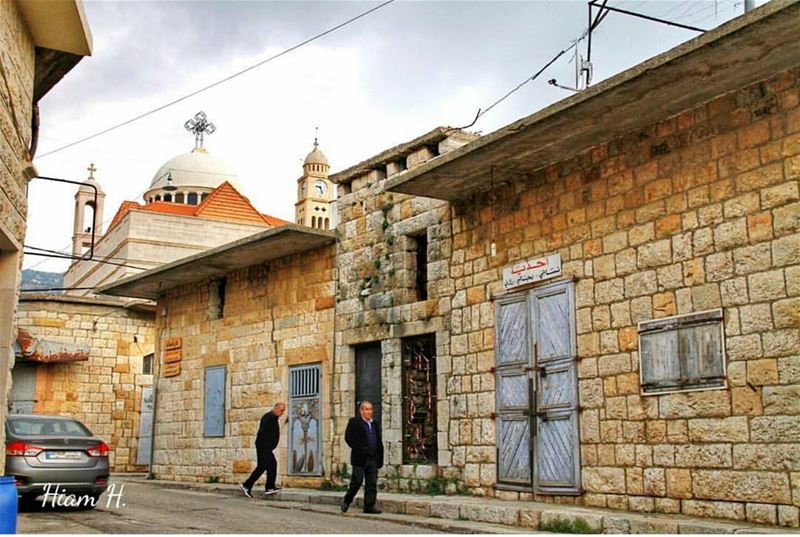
314 180 327 196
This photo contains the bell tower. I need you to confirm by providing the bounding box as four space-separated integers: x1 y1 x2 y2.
72 163 105 257
295 131 334 230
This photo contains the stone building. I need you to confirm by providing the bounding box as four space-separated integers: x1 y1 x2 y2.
327 128 477 488
383 0 799 526
99 0 800 526
0 0 92 467
14 121 292 471
14 294 155 472
100 225 336 486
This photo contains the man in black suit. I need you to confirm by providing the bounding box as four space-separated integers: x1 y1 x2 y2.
340 400 383 514
241 402 286 497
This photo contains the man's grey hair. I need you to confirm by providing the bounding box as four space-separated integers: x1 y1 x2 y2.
359 400 373 409
274 402 286 409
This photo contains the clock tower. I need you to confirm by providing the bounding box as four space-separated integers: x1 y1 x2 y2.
295 136 334 230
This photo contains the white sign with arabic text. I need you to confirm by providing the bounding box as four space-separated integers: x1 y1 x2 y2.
502 254 562 290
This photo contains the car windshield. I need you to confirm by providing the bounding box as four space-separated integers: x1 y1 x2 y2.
8 418 91 437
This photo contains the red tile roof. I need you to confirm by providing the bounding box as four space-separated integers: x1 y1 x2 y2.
106 182 290 234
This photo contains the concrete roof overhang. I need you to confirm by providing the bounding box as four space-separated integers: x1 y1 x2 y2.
17 0 94 101
385 0 800 201
17 0 93 56
98 225 336 300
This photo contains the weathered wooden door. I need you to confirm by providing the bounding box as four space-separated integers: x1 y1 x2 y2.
531 280 581 494
288 364 322 475
494 294 533 487
355 343 383 426
9 362 37 414
494 280 580 494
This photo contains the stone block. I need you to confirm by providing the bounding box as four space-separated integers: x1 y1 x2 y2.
773 233 800 266
583 467 626 494
746 503 778 525
540 511 602 532
638 239 672 268
750 415 800 443
430 501 459 520
715 219 748 250
405 500 431 517
628 518 679 534
773 297 800 328
518 508 541 528
693 470 791 504
687 417 749 442
740 304 773 334
748 270 786 301
761 181 799 209
721 277 749 306
682 499 745 521
747 359 779 385
778 505 800 528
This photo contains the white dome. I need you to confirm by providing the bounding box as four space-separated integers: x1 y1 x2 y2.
149 148 241 191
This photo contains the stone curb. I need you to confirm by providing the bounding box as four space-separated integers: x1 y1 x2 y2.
118 477 529 534
118 477 798 534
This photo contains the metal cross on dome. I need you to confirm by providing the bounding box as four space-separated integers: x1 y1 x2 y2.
184 111 216 149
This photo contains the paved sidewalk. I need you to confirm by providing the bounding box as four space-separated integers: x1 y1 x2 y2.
119 476 797 534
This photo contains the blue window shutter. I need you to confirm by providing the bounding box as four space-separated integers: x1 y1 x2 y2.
204 366 226 437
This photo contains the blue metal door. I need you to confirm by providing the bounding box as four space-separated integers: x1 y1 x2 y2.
203 366 226 437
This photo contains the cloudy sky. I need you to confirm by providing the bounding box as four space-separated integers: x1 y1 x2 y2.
26 0 759 273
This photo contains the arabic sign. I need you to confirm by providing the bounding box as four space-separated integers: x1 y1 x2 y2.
163 349 182 363
162 362 181 378
502 254 562 290
164 337 182 351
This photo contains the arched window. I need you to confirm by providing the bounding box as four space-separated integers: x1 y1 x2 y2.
311 216 316 228
163 193 173 202
187 192 198 205
324 218 329 230
201 193 209 202
155 194 162 202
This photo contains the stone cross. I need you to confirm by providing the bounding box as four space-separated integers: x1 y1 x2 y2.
87 162 96 179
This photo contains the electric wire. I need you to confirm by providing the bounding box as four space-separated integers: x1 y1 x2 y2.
36 0 396 160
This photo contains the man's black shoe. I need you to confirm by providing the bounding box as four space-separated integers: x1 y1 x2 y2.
363 507 382 514
340 499 350 513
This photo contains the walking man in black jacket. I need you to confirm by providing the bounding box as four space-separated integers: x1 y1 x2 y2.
340 400 383 514
241 402 285 497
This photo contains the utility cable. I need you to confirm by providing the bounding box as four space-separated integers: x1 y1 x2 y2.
36 0 396 160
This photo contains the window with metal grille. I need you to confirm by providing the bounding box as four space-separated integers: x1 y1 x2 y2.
290 365 320 398
142 353 153 375
402 334 437 464
639 309 726 395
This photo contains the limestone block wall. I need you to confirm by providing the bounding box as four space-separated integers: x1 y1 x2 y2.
153 245 335 487
332 142 460 491
0 0 36 470
447 67 799 526
14 298 155 471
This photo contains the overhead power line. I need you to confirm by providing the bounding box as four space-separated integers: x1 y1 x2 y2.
36 0 396 160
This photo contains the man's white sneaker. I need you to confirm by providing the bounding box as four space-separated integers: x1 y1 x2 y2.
240 484 253 498
264 488 280 496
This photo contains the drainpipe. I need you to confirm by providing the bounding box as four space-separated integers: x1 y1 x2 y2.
744 0 755 12
147 294 164 478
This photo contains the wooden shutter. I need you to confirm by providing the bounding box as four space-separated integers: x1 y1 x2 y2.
531 280 581 495
494 294 533 487
203 366 226 437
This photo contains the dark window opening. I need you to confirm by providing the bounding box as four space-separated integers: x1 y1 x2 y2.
175 193 185 204
201 193 209 202
208 278 226 320
414 233 428 301
187 193 198 205
142 354 154 375
163 193 173 203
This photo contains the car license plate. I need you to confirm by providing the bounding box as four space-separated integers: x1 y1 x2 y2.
46 451 82 460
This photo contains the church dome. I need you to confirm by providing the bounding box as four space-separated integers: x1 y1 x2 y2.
304 143 329 167
149 147 241 191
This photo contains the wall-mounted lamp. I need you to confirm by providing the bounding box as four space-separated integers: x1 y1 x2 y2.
163 172 177 192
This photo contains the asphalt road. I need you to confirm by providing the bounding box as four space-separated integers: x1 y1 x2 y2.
17 480 442 534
